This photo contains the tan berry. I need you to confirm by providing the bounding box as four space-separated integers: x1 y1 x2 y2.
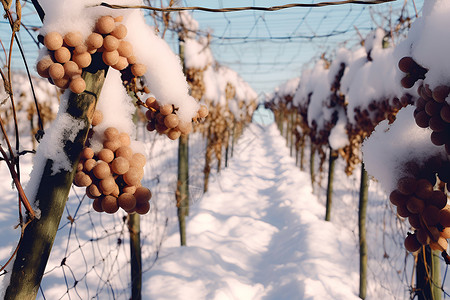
118 193 136 211
118 132 131 147
112 56 128 71
127 55 137 65
198 105 209 118
64 31 83 47
102 50 119 66
130 153 146 168
111 24 127 39
72 52 92 69
84 158 96 172
164 114 179 129
88 183 102 197
177 121 192 135
92 197 104 212
160 104 173 116
145 97 157 108
63 61 82 78
115 146 133 160
91 110 103 126
99 176 116 195
167 129 181 140
53 77 70 89
86 33 103 49
69 76 86 94
104 140 121 152
101 195 119 213
103 35 119 51
74 171 92 187
104 127 119 140
93 160 111 179
131 63 147 77
36 56 53 78
134 186 152 203
96 16 115 34
123 185 137 194
44 32 63 50
97 148 114 163
111 156 129 175
74 44 88 55
123 167 141 186
135 201 150 214
114 15 124 22
81 147 94 159
117 40 133 58
49 63 65 80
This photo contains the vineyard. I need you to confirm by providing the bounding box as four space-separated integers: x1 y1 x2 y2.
1 0 449 299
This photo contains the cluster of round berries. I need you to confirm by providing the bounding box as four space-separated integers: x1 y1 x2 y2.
389 158 450 252
398 56 428 89
144 96 208 140
413 82 450 153
36 15 147 94
74 110 151 214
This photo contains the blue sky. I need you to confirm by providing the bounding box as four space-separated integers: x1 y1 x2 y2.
179 0 423 98
1 0 423 100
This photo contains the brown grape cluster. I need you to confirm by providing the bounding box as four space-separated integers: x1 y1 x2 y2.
389 157 450 252
73 110 151 214
398 56 428 89
36 15 147 94
412 82 450 153
144 96 209 140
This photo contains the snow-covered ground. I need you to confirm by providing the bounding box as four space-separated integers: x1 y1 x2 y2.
144 123 361 299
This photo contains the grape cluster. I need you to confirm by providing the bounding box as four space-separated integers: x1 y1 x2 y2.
36 15 147 94
398 56 428 89
388 157 450 252
398 57 450 153
413 83 450 153
144 96 208 140
74 111 151 214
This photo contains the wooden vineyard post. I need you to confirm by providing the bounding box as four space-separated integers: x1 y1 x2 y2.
126 104 143 300
177 133 190 246
310 141 315 192
359 162 368 299
300 136 305 171
325 147 338 221
224 128 230 168
128 213 142 300
177 37 189 246
231 120 236 159
290 112 295 157
416 245 441 300
4 56 108 300
431 249 442 300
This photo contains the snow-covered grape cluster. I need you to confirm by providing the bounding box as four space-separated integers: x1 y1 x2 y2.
36 15 147 94
389 156 450 252
144 96 208 140
74 110 151 214
399 56 450 153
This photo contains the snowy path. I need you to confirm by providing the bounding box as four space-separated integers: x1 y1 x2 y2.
144 124 360 299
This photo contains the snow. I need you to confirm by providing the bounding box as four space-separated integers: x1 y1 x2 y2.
88 69 136 153
144 124 361 300
184 38 213 70
123 8 199 123
410 0 450 88
362 105 445 194
329 108 348 150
